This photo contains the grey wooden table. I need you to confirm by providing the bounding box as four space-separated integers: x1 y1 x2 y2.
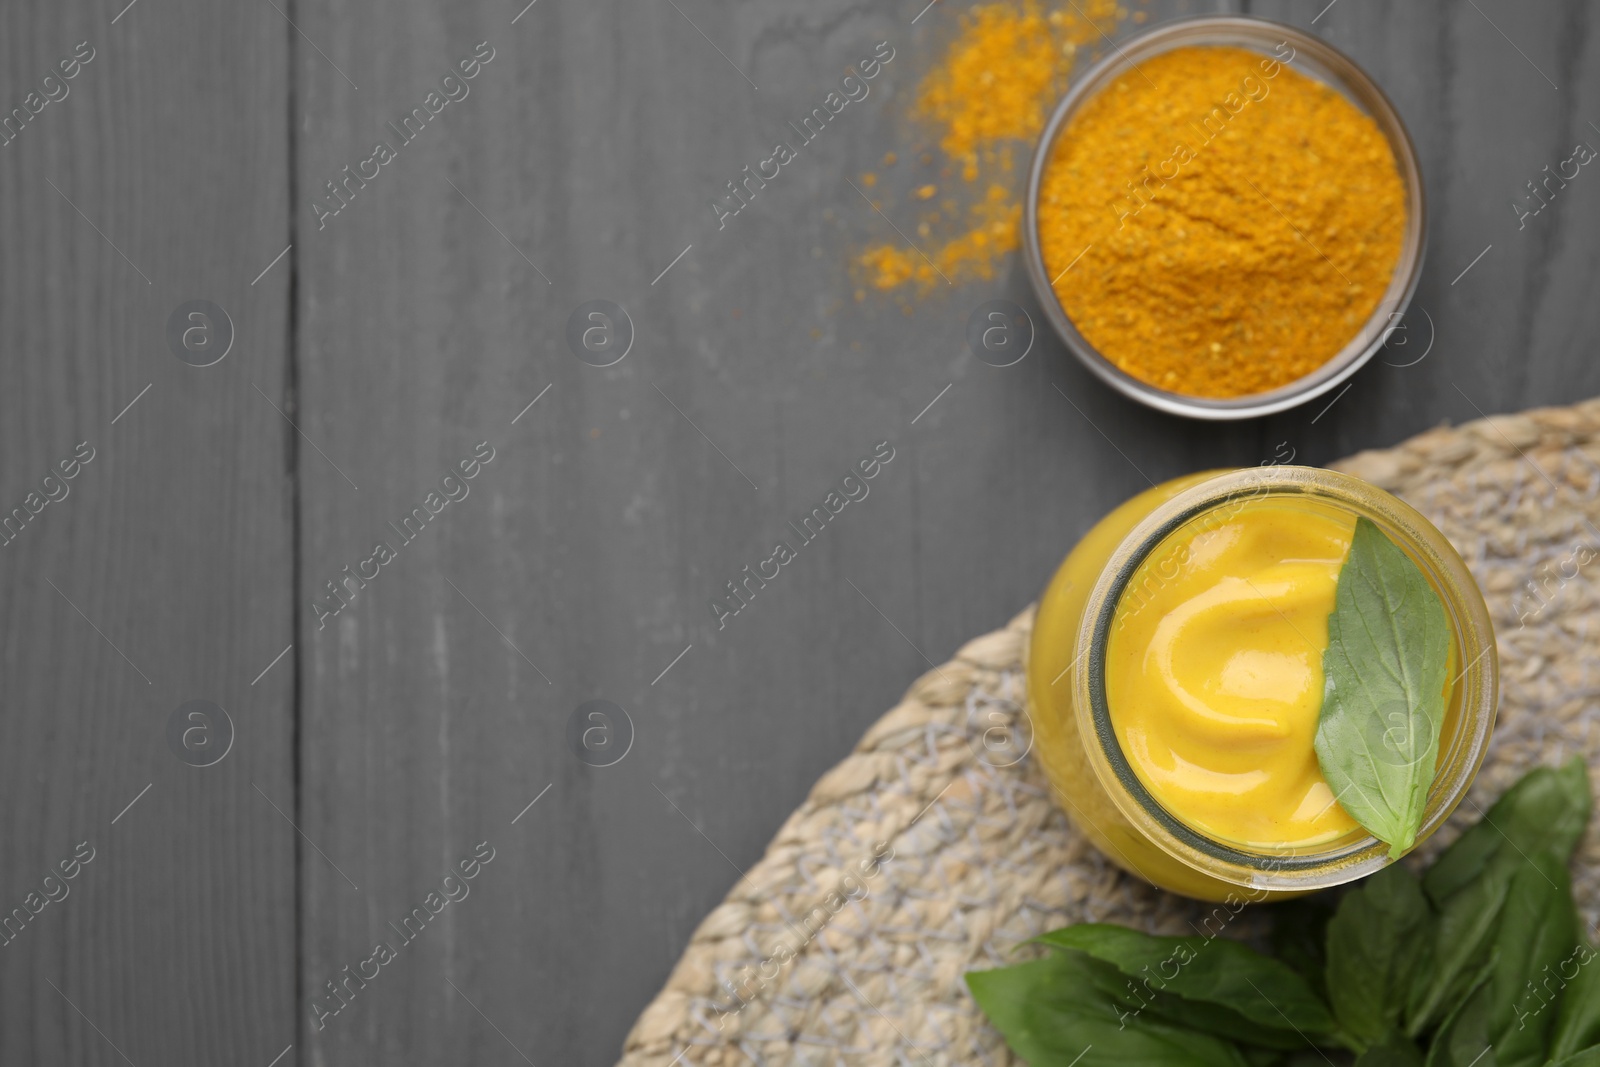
0 0 1592 1063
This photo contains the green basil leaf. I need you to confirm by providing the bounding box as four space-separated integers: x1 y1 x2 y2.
1253 1053 1346 1067
1406 883 1505 1038
1314 517 1451 857
1132 988 1326 1053
966 950 1252 1067
1269 898 1336 1004
1550 942 1600 1059
968 765 1596 1067
1038 923 1338 1038
1422 978 1496 1067
1484 856 1579 1067
1326 864 1435 1050
1548 1050 1600 1067
1408 759 1592 1033
1423 759 1591 903
1355 1033 1425 1066
967 956 1056 1062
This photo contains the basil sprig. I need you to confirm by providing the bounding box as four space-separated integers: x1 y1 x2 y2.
1314 517 1453 858
967 759 1596 1067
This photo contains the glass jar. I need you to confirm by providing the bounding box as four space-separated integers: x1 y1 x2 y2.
1027 467 1498 902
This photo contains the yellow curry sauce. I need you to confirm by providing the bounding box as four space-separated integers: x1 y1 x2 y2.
1105 498 1359 848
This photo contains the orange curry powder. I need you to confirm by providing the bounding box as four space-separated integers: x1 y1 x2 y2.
855 0 1124 293
1037 45 1407 398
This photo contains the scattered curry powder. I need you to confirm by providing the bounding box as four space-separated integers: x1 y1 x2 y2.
1037 46 1407 398
855 0 1126 293
858 184 1019 290
915 1 1069 171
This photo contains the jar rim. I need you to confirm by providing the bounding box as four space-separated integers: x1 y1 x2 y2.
1073 466 1498 891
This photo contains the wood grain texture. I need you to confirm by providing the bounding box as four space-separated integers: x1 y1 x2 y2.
0 0 296 1065
0 0 1583 1065
291 0 1600 1063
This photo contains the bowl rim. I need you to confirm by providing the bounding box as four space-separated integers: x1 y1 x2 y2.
1022 14 1429 421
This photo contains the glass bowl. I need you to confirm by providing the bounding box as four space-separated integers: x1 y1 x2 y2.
1022 15 1428 421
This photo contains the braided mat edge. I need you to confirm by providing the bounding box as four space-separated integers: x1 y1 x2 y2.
620 398 1600 1067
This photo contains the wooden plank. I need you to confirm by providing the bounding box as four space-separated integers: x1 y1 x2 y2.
293 1 1600 1065
0 0 296 1064
1243 0 1600 451
290 3 1238 1063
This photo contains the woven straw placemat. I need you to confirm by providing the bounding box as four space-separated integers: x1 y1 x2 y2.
620 399 1600 1067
